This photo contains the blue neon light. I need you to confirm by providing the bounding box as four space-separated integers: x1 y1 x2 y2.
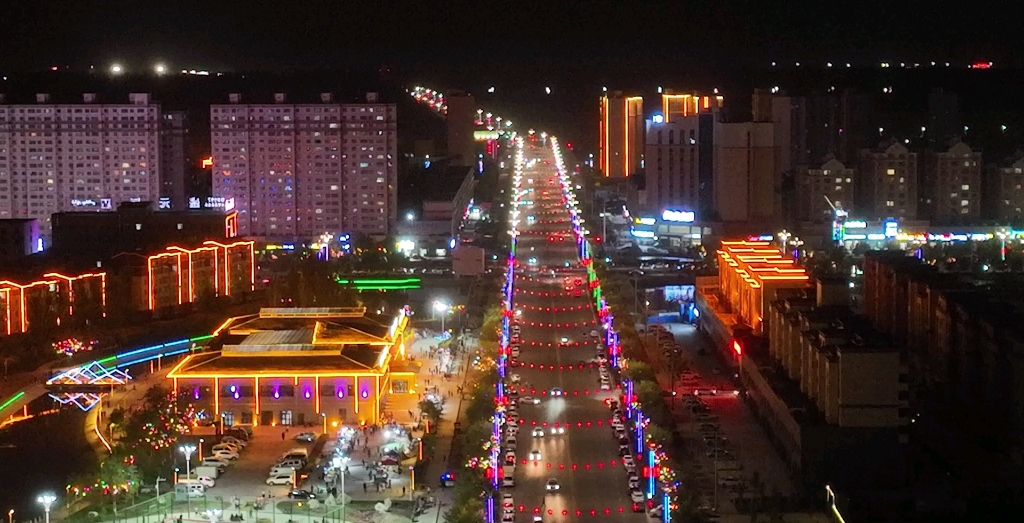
115 338 190 359
114 347 190 368
647 449 656 499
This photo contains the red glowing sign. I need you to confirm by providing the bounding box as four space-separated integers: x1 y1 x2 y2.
733 340 743 355
201 157 214 169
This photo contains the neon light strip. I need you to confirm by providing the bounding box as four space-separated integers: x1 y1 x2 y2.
0 391 26 414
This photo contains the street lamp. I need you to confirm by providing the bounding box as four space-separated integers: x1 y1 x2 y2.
179 444 197 515
37 495 56 523
8 508 14 523
332 456 350 522
433 301 450 333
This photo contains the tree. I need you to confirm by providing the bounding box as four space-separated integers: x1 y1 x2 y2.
645 425 673 448
418 399 443 425
97 455 141 507
622 361 655 382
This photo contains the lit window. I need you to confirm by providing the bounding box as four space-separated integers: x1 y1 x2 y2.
961 184 970 190
887 169 896 175
135 223 142 230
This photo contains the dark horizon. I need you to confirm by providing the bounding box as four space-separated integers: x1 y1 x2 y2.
1 1 1020 74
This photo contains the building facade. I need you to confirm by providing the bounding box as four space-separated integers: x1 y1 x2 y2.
445 91 477 165
160 111 190 211
858 141 918 220
167 307 419 427
51 202 235 257
599 92 643 178
0 93 162 242
644 118 701 215
0 218 40 262
210 93 397 240
796 157 855 223
713 122 779 223
861 251 1024 500
992 154 1024 221
921 141 981 223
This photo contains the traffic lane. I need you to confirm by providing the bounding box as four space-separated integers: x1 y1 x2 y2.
511 366 640 520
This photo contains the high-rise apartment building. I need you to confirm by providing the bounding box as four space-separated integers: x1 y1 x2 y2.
599 91 643 178
993 153 1024 220
210 92 397 240
445 91 476 166
796 156 855 223
752 89 874 166
859 141 918 220
921 140 981 223
644 92 722 215
160 111 189 210
0 93 162 242
713 121 779 223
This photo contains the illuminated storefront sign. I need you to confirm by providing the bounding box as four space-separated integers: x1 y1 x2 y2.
661 209 695 223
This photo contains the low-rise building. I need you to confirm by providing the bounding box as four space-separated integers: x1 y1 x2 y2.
167 307 419 427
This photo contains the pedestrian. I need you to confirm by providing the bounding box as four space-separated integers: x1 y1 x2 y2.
281 431 285 441
402 486 406 495
363 482 367 492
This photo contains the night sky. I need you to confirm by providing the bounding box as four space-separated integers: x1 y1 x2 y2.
0 1 1019 74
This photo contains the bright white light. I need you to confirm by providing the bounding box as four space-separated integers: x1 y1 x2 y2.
433 301 450 313
110 64 123 75
488 86 495 93
545 87 551 94
154 64 166 75
405 212 415 222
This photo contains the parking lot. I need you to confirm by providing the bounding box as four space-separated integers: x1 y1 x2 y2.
189 426 318 499
644 322 794 510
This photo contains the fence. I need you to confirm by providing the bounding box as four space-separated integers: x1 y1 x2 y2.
59 495 359 523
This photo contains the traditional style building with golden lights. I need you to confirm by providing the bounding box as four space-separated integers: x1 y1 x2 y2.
167 307 420 427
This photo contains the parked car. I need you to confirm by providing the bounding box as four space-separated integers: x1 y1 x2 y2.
266 474 293 486
294 432 316 442
211 449 239 460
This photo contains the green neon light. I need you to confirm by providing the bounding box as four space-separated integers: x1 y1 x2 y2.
190 334 214 342
97 355 117 365
352 285 420 291
0 391 26 413
337 278 421 285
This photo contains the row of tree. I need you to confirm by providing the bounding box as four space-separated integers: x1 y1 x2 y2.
67 386 196 512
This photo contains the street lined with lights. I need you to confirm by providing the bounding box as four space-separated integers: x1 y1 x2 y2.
483 133 670 522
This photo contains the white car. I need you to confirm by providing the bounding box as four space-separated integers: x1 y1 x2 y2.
546 478 560 491
502 493 514 512
221 436 247 448
212 443 240 454
630 490 644 503
550 388 563 397
528 450 542 462
550 426 565 435
520 396 540 405
599 381 611 391
201 457 229 470
622 456 635 467
266 474 293 486
211 449 239 460
532 427 545 437
510 374 521 383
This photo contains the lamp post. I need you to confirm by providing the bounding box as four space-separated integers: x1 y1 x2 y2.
8 508 14 523
322 412 328 435
433 301 450 333
179 444 197 515
333 456 350 523
37 495 56 523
